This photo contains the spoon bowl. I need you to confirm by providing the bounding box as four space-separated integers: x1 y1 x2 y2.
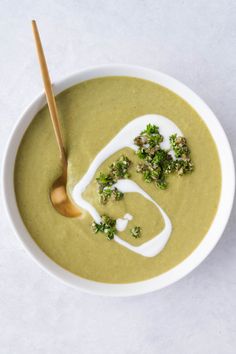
50 171 81 218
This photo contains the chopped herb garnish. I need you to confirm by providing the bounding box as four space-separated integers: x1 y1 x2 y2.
110 155 131 179
96 155 131 204
130 226 142 238
169 134 190 159
142 123 161 137
134 124 194 189
175 159 194 176
91 215 117 240
169 134 194 174
96 172 114 188
98 187 113 204
111 187 124 201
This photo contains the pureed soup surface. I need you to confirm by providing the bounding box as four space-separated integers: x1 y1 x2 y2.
14 77 221 283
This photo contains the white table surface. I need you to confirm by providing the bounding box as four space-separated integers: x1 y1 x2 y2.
1 1 236 353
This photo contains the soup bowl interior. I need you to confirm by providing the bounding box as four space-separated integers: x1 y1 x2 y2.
2 65 235 296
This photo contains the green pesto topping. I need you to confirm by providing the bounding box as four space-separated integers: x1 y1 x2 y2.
98 187 124 205
110 155 131 179
169 134 190 159
169 134 194 175
91 215 117 240
134 124 194 189
96 155 131 204
130 226 142 238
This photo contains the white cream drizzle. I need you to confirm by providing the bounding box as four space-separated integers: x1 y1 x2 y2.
116 213 133 232
124 213 133 221
116 218 129 232
72 114 182 257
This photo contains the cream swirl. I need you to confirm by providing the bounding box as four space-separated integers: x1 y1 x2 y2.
72 114 182 257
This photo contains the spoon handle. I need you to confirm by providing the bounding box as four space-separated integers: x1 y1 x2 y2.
32 20 67 170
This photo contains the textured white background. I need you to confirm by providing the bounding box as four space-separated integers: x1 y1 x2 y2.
1 1 236 353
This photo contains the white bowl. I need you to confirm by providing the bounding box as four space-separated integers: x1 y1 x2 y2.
2 65 235 296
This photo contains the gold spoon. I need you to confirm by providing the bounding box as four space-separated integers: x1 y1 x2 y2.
32 20 81 217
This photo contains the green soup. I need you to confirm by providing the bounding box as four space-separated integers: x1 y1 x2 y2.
14 77 221 283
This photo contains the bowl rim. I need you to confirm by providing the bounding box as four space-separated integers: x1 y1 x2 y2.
2 64 235 296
